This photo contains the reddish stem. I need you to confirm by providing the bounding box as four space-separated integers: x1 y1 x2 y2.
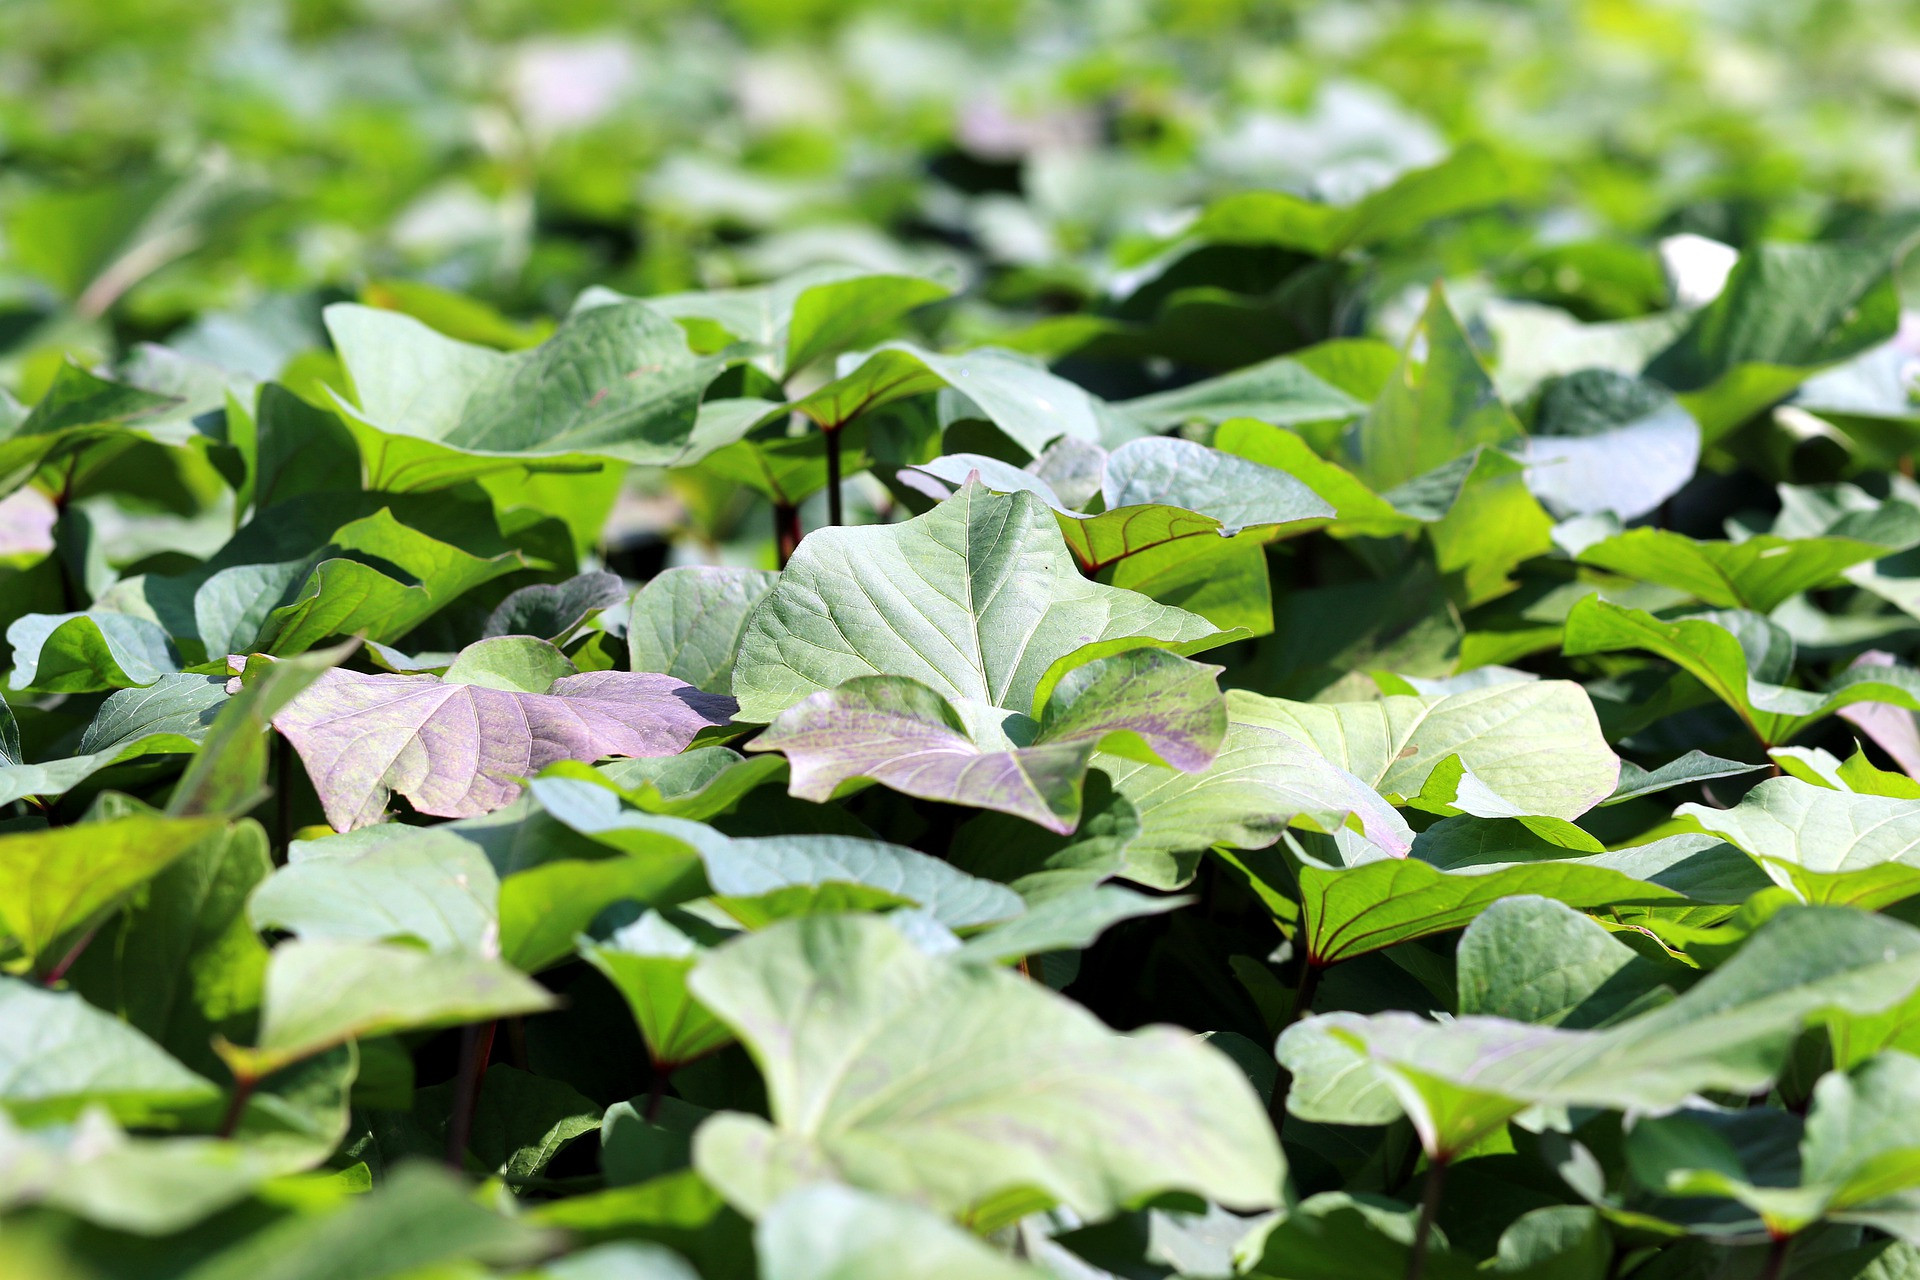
41 920 103 987
773 503 802 567
218 1074 257 1139
445 1020 497 1168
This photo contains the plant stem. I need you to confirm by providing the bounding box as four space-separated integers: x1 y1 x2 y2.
824 427 844 527
445 1019 497 1169
273 735 294 860
1406 1156 1449 1280
41 920 104 987
1758 1235 1793 1280
773 503 802 567
218 1074 257 1139
1268 958 1325 1133
1289 957 1324 1025
644 1065 667 1123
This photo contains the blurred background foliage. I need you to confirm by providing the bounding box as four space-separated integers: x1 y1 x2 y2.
7 0 1920 563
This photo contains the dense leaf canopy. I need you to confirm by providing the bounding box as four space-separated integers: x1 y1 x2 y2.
11 1 1920 1278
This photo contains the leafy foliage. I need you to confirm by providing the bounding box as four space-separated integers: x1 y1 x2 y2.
13 2 1920 1278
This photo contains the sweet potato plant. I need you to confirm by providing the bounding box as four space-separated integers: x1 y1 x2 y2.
12 5 1920 1280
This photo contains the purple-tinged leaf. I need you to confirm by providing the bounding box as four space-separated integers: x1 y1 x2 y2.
751 650 1225 834
274 666 736 831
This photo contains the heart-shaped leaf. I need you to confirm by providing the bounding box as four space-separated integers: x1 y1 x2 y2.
732 482 1230 722
749 649 1225 833
628 566 779 695
688 913 1282 1220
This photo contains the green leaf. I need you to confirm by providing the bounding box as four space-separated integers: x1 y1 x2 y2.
1800 1053 1920 1240
7 609 178 692
0 812 227 967
1562 596 1920 745
249 382 362 513
905 438 1329 634
1349 283 1522 490
1213 418 1421 538
1458 896 1674 1028
628 566 779 696
1574 527 1888 612
804 344 1102 454
254 508 524 655
749 649 1225 833
1114 356 1365 432
0 359 181 497
953 884 1188 964
732 482 1229 722
250 826 500 952
1424 446 1554 606
0 1108 330 1235
1678 776 1920 908
531 774 1024 932
1280 907 1920 1158
1230 681 1619 821
1626 1052 1920 1243
66 821 272 1076
1236 1191 1477 1280
582 910 736 1070
1271 828 1752 966
641 266 951 379
485 571 628 643
0 979 219 1124
1605 751 1766 806
215 939 557 1080
782 275 953 376
460 1063 602 1180
592 749 789 822
175 1162 552 1280
1191 144 1522 256
757 1185 1047 1280
167 644 351 819
0 674 225 806
1519 370 1700 521
325 299 721 489
1063 436 1333 562
687 913 1283 1219
1647 236 1912 441
1101 716 1415 889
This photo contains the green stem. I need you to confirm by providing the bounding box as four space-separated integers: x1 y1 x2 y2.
824 427 844 527
1269 958 1325 1134
1406 1156 1449 1280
